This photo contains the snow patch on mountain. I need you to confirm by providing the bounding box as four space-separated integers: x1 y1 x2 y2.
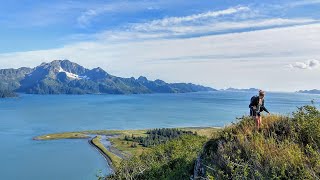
58 67 89 80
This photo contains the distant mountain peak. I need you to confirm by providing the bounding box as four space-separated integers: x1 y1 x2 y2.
92 67 105 72
0 60 216 94
138 76 148 82
155 79 166 85
50 59 72 63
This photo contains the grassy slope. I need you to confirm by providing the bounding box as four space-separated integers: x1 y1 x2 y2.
106 135 209 180
109 137 147 157
104 128 221 179
104 106 320 180
198 106 320 179
180 127 220 137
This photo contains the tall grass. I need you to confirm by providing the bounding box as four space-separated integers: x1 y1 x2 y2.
199 105 320 179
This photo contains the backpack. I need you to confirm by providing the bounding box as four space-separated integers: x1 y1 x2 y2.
250 95 258 104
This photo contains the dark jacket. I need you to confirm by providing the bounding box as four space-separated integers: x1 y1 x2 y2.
249 96 269 113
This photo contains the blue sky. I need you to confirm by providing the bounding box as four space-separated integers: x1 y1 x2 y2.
1 0 320 91
1 0 319 53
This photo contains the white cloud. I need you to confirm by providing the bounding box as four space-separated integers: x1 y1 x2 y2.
76 1 170 28
134 6 250 29
76 3 122 27
289 0 320 7
130 6 252 35
72 6 318 42
309 59 320 68
1 23 320 91
94 18 317 42
289 60 320 69
77 9 99 27
74 1 320 29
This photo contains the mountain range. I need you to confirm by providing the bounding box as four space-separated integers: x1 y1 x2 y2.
297 89 320 94
0 60 215 95
221 87 259 92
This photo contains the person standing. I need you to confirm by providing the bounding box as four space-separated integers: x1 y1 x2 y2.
249 90 270 130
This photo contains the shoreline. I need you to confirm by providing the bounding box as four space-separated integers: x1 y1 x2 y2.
33 127 220 172
88 136 116 172
90 136 122 169
33 126 221 140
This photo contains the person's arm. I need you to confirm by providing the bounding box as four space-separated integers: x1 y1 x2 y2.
261 100 270 113
261 106 269 113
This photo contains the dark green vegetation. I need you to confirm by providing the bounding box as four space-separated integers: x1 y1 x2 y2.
106 135 207 180
196 105 320 179
0 89 18 98
0 60 215 94
124 128 195 147
108 127 217 158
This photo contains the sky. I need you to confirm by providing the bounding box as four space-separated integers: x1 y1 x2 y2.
0 0 320 92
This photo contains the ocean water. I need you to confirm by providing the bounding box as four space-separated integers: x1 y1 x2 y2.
0 91 319 180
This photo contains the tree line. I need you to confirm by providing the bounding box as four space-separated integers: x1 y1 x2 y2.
124 128 196 147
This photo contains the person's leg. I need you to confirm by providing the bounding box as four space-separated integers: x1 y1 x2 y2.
256 114 262 130
255 115 259 129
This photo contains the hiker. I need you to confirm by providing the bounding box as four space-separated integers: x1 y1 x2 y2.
249 90 270 129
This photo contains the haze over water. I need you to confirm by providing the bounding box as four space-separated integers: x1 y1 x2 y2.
0 91 319 180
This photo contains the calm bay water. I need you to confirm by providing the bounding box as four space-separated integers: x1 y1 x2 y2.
0 91 319 180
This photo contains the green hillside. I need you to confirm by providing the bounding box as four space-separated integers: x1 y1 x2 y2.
105 135 207 180
104 105 320 180
196 105 320 179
